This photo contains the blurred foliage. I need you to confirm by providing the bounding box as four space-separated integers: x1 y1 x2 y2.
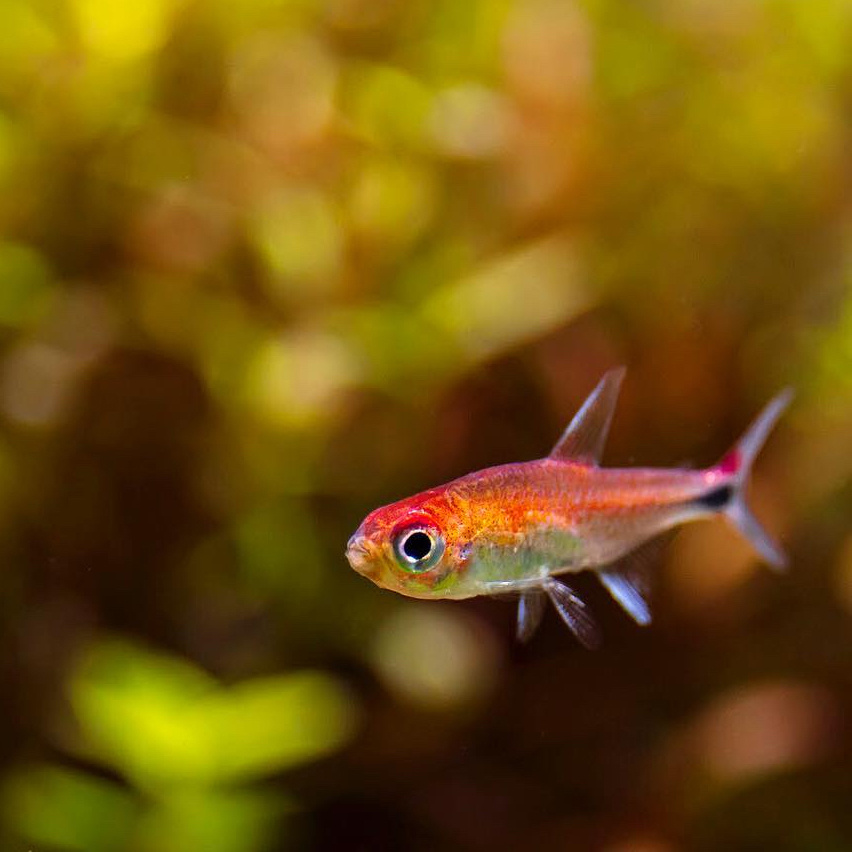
0 0 850 850
3 640 353 851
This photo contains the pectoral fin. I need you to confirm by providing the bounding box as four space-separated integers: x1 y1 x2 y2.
543 579 601 649
516 591 546 643
549 367 626 464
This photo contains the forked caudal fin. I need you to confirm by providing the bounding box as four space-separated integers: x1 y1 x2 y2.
707 388 794 570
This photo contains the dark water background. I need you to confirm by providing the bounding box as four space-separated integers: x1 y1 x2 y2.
0 1 850 849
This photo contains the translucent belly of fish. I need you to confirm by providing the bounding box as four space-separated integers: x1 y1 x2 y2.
459 526 584 595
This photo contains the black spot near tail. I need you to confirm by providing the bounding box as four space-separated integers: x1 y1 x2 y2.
695 484 734 511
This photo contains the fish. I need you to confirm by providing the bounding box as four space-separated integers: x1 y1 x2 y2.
345 368 792 646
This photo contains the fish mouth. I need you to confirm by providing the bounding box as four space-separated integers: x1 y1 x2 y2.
345 533 374 576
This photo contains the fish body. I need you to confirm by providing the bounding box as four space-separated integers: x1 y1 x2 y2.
346 368 792 645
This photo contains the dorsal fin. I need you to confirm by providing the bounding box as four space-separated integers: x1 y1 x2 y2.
549 367 626 464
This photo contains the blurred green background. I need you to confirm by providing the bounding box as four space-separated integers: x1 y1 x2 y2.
0 0 850 849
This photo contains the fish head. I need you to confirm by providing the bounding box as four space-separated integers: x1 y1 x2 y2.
346 488 468 599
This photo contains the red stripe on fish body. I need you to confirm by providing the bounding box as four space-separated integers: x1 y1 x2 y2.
450 458 713 570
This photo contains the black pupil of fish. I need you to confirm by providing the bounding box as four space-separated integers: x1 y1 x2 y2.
402 530 433 561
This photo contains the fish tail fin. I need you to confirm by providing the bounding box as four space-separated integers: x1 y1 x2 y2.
709 388 793 571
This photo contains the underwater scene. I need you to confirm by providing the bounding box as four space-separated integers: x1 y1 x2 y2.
0 0 850 849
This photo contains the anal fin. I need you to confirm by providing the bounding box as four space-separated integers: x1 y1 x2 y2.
597 533 672 626
599 570 651 625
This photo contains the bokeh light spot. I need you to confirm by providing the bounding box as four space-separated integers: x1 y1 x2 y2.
348 64 433 147
73 0 180 60
349 158 437 250
0 242 54 328
0 342 84 428
245 331 361 429
424 235 590 362
251 187 343 295
371 605 500 711
666 518 758 612
695 681 837 784
229 34 337 152
429 84 511 159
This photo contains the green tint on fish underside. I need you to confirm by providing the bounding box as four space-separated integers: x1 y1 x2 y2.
459 526 584 595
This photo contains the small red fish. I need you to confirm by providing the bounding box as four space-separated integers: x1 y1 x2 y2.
346 369 792 645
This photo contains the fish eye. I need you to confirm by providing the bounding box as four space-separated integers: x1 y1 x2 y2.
402 530 432 561
393 525 445 572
